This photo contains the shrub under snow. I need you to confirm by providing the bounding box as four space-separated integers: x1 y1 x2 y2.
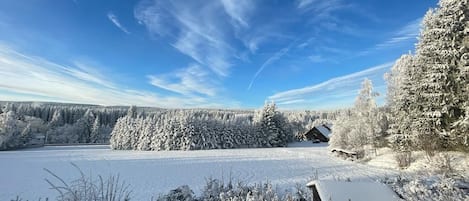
383 174 469 201
156 178 311 201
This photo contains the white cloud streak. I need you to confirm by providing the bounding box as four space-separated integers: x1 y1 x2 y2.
148 64 218 97
0 44 233 108
358 18 422 56
134 0 254 77
375 18 421 49
107 12 130 34
296 0 314 9
296 0 345 20
268 62 394 109
248 42 295 90
220 0 253 28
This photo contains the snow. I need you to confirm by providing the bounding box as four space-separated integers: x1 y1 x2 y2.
307 180 400 201
365 147 469 174
315 125 331 138
0 142 396 200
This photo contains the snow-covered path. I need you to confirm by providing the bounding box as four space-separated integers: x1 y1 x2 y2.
0 142 396 200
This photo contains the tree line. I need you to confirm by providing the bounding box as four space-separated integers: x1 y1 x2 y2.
0 101 334 151
110 103 295 150
0 102 127 150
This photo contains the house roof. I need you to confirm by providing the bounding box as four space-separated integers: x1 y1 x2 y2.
314 125 331 138
306 180 399 201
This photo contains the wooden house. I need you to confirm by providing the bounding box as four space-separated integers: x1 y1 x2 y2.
303 124 332 142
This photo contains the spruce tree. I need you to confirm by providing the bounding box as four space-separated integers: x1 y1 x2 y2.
90 116 100 143
386 54 418 152
413 0 468 152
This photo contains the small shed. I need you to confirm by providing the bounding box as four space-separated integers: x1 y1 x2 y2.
306 180 400 201
303 125 331 142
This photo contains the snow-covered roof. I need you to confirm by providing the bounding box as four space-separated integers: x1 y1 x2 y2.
314 125 331 138
306 180 399 201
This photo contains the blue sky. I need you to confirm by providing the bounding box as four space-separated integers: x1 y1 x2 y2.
0 0 437 110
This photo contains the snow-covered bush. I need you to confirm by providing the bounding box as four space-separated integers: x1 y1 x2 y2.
394 151 413 169
156 185 195 201
428 153 455 175
384 174 469 201
156 178 311 201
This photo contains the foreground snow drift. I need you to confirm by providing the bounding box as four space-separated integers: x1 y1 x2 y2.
0 142 394 200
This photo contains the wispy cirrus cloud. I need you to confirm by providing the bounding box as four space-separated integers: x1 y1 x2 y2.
296 0 346 21
269 62 394 109
248 44 293 90
296 0 314 9
134 0 254 77
375 18 421 49
220 0 253 28
0 44 234 108
148 64 219 97
107 12 130 34
358 18 422 56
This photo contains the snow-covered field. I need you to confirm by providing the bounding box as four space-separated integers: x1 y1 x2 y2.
0 142 396 200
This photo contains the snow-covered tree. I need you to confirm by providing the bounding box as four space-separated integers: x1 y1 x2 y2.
328 111 352 149
75 109 95 143
329 79 380 156
354 79 381 150
20 123 33 145
90 116 101 143
256 102 291 147
412 0 468 153
386 54 418 152
127 105 138 118
0 111 27 150
385 0 469 153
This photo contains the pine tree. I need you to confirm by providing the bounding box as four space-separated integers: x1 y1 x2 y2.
256 102 289 147
450 0 469 151
20 123 33 146
412 0 468 153
127 105 138 118
386 54 418 152
75 109 95 143
90 116 100 143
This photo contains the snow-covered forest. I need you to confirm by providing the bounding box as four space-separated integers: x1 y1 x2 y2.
110 103 340 150
0 101 336 151
329 0 468 167
0 102 128 150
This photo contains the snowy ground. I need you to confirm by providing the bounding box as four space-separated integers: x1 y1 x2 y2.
0 142 396 200
366 147 469 176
